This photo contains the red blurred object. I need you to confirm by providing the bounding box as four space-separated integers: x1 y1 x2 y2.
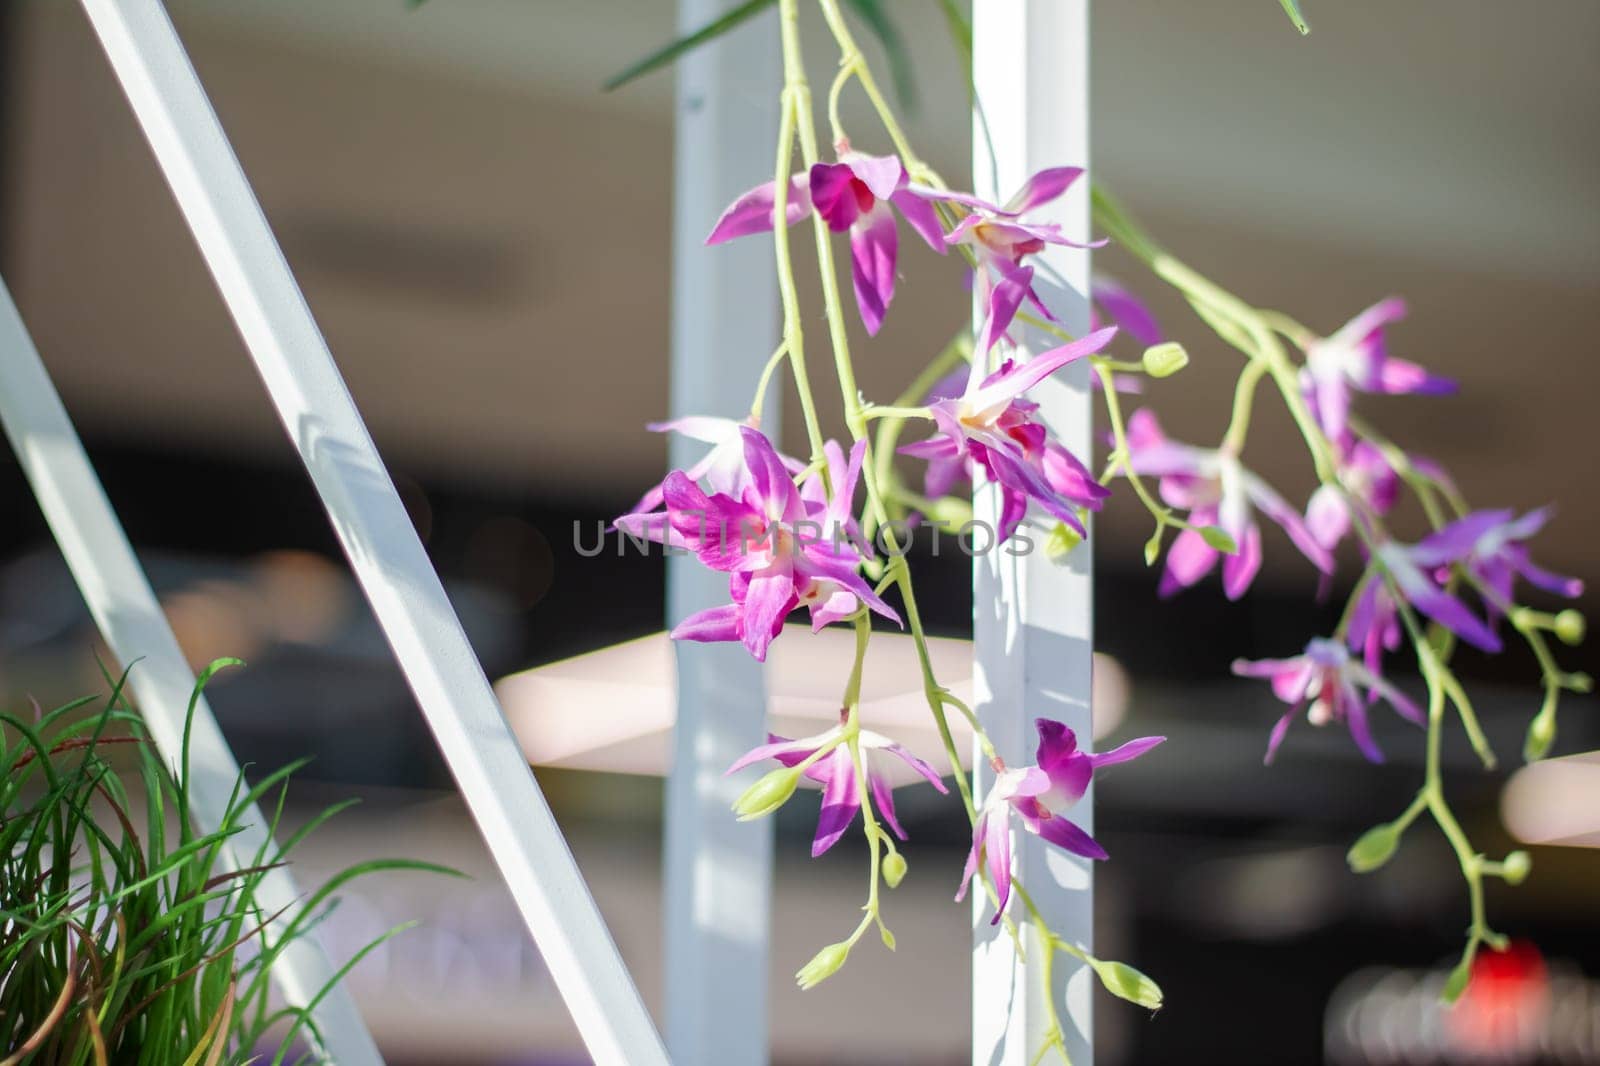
1448 940 1552 1055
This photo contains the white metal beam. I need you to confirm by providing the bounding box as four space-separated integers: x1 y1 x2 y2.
74 1 669 1062
971 2 1096 1064
662 3 780 1063
0 276 384 1065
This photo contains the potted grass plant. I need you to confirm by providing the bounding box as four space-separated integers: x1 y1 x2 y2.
1 659 452 1064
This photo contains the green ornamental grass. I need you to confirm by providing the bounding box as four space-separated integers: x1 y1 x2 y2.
1 658 455 1064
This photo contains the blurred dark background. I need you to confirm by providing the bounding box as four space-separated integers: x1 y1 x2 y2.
1 1 1596 1063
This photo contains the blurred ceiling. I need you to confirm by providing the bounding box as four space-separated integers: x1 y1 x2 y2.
2 0 1596 577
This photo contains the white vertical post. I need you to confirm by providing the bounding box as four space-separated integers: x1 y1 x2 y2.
662 3 779 1064
0 278 384 1066
971 3 1096 1065
74 2 669 1063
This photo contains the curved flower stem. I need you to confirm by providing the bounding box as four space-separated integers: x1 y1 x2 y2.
815 0 941 187
749 341 791 422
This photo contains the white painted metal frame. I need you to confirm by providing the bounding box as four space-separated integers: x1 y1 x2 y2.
662 3 779 1064
0 278 383 1064
972 3 1097 1064
69 0 670 1062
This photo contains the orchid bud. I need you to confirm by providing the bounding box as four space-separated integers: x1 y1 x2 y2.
1198 526 1238 554
1143 528 1163 567
1089 958 1164 1011
1554 610 1586 646
879 925 897 951
1524 708 1556 763
1441 956 1474 1005
796 941 851 990
1500 850 1531 886
1141 341 1189 378
1568 671 1594 694
1047 521 1084 561
1347 822 1401 874
733 766 801 821
882 851 908 888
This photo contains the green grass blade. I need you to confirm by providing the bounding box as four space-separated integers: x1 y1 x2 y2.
603 0 776 92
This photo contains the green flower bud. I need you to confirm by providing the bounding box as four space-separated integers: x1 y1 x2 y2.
795 941 851 990
1569 671 1594 694
925 496 976 530
733 766 801 821
1143 528 1163 567
1553 610 1585 646
1047 520 1084 562
1198 526 1238 554
1500 850 1531 886
1347 823 1401 874
1141 341 1190 378
1524 710 1556 763
882 852 908 889
1089 958 1163 1011
1441 956 1474 1005
879 924 897 951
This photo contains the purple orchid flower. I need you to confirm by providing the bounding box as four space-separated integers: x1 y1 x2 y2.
957 719 1163 922
728 723 948 856
618 427 898 660
912 167 1100 348
1413 508 1583 620
1358 537 1502 653
706 151 945 335
626 415 795 516
1124 409 1335 598
1302 299 1456 441
1234 637 1423 763
1304 437 1400 552
899 328 1116 542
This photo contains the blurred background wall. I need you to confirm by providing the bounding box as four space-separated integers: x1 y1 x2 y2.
0 1 1596 1062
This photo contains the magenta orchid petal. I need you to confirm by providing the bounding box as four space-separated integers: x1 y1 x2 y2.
869 772 909 841
1221 520 1264 600
890 187 946 251
865 734 949 793
1002 166 1083 214
1373 357 1457 396
982 805 1013 923
1031 813 1108 861
844 153 904 200
850 203 899 336
1090 275 1164 348
670 603 742 645
968 327 1118 417
1159 527 1221 597
707 178 811 244
973 266 1033 363
809 161 867 231
810 746 860 856
1089 735 1166 768
726 731 833 775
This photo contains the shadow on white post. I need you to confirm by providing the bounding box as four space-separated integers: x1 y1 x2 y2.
663 3 779 1064
75 1 669 1062
972 2 1096 1064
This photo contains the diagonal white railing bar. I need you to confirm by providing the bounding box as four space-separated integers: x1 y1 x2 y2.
662 2 779 1064
972 2 1096 1063
0 276 384 1066
74 1 670 1062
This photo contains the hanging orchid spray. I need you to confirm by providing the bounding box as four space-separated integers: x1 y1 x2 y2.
604 0 1585 1057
